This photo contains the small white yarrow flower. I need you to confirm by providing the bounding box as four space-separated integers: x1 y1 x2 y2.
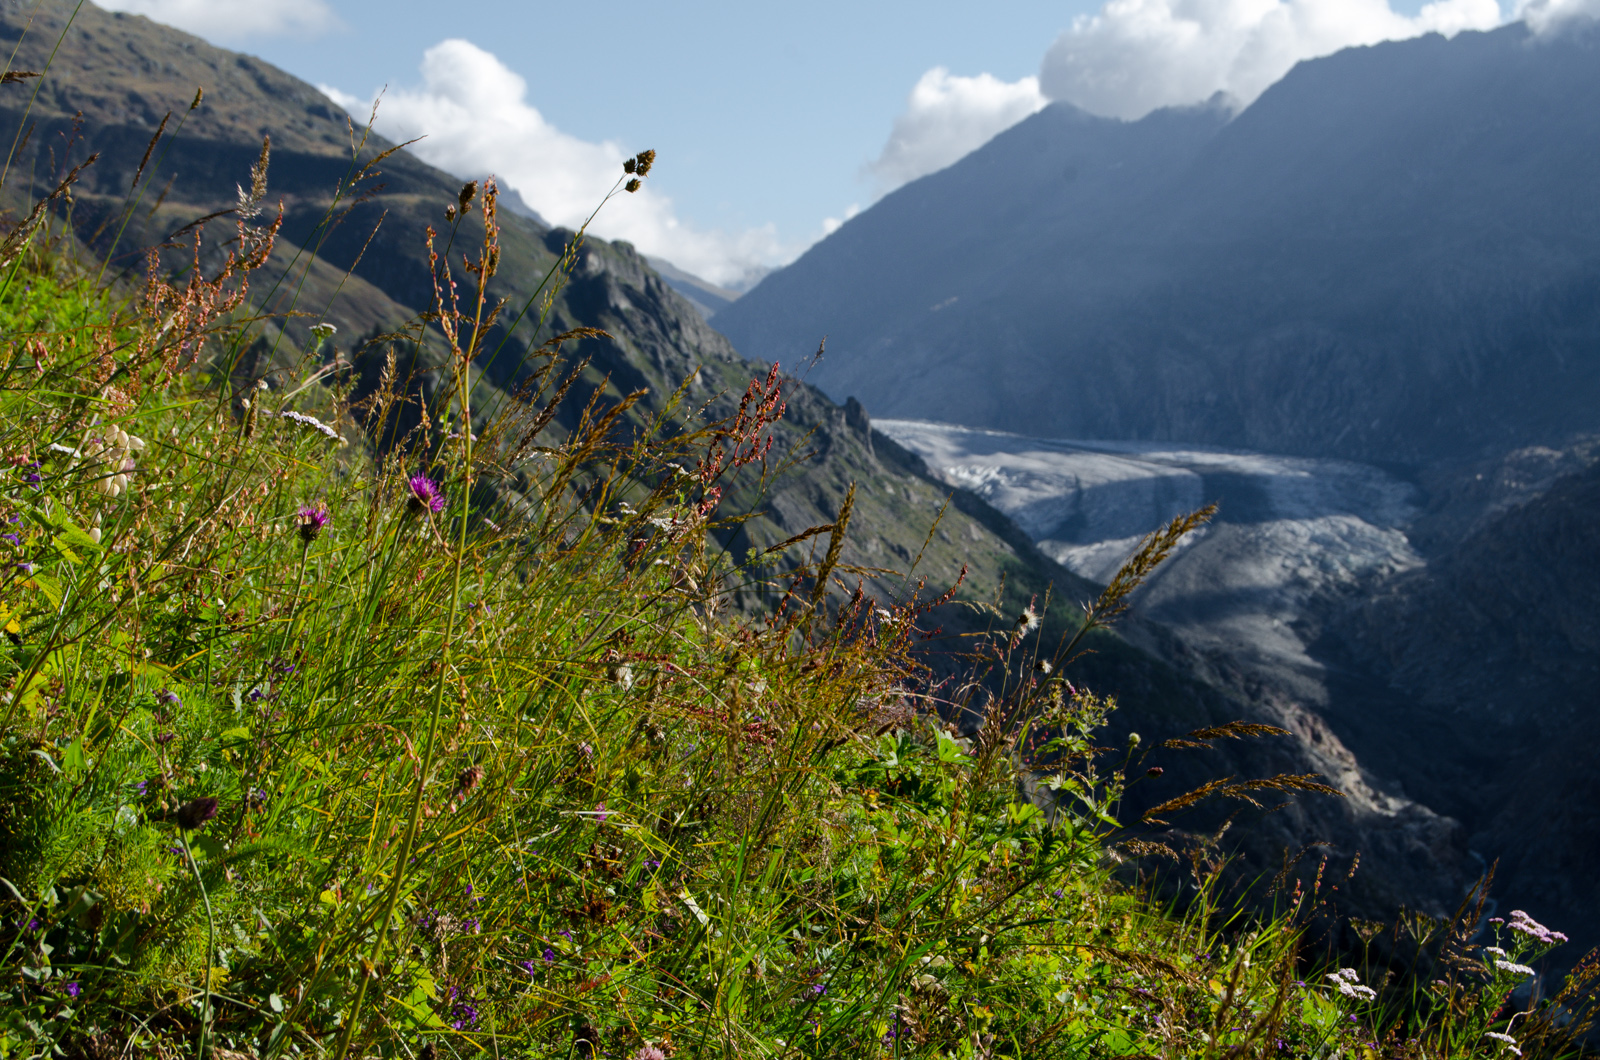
1495 959 1536 977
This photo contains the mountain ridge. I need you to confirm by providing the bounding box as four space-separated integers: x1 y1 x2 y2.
716 21 1600 465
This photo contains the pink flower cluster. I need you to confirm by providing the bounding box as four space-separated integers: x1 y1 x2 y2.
1507 910 1568 945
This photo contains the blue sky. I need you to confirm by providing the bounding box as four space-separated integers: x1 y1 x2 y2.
96 0 1533 285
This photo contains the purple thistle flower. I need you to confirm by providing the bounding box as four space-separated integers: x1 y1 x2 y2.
173 796 219 831
407 474 445 514
297 504 330 544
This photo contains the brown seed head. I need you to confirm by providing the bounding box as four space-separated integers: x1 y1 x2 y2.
625 178 641 194
458 180 478 215
623 157 636 175
190 87 203 110
446 203 457 222
633 149 655 177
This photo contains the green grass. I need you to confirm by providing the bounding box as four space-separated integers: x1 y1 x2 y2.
0 149 1593 1060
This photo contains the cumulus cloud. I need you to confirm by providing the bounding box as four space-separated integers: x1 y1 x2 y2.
322 39 788 288
1039 0 1504 120
94 0 337 40
866 68 1048 192
1517 0 1600 33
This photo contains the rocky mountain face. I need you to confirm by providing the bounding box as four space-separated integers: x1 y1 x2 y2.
716 21 1600 467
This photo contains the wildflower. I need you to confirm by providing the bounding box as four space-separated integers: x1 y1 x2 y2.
1147 766 1165 778
309 322 337 340
1486 946 1507 957
543 948 556 963
1014 604 1040 634
279 410 342 443
449 1000 479 1030
157 688 181 706
1507 910 1557 943
408 474 445 514
595 802 608 824
1495 960 1536 977
296 504 329 544
1485 1031 1522 1055
65 982 80 998
1326 968 1377 1000
173 796 220 831
633 1046 667 1060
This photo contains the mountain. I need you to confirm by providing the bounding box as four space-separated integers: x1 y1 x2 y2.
645 256 743 320
715 22 1600 466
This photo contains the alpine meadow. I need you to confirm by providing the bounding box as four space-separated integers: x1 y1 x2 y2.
0 3 1598 1059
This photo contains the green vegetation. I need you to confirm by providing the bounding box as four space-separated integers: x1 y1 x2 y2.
0 115 1595 1060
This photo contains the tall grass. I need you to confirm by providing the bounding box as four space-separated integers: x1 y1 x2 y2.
0 98 1594 1060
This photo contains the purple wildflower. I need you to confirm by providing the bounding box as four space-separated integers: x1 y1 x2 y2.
407 474 445 514
633 1047 667 1060
65 982 80 998
543 948 556 963
595 802 608 824
1 533 18 545
296 504 330 544
173 796 219 831
157 688 181 706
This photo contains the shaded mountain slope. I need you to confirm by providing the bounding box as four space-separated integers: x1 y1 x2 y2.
716 22 1600 465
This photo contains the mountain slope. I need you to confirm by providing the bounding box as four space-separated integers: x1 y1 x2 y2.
716 22 1600 465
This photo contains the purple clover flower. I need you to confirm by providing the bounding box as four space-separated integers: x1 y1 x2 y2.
407 474 445 514
297 504 330 544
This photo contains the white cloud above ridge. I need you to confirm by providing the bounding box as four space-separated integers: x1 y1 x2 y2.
93 0 338 41
1039 0 1505 121
321 39 794 289
865 68 1048 193
1517 0 1600 33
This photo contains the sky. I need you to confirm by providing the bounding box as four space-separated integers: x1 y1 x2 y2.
91 0 1594 287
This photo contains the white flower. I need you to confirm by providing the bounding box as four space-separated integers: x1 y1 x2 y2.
1485 947 1507 957
1326 968 1376 1000
279 410 342 443
1484 1031 1522 1055
1495 960 1536 977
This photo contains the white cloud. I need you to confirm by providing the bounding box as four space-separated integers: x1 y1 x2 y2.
866 68 1048 193
821 203 861 236
1517 0 1600 33
93 0 337 40
1039 0 1504 121
322 39 788 288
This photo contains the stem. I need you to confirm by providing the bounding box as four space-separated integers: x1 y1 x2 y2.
182 833 217 1060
